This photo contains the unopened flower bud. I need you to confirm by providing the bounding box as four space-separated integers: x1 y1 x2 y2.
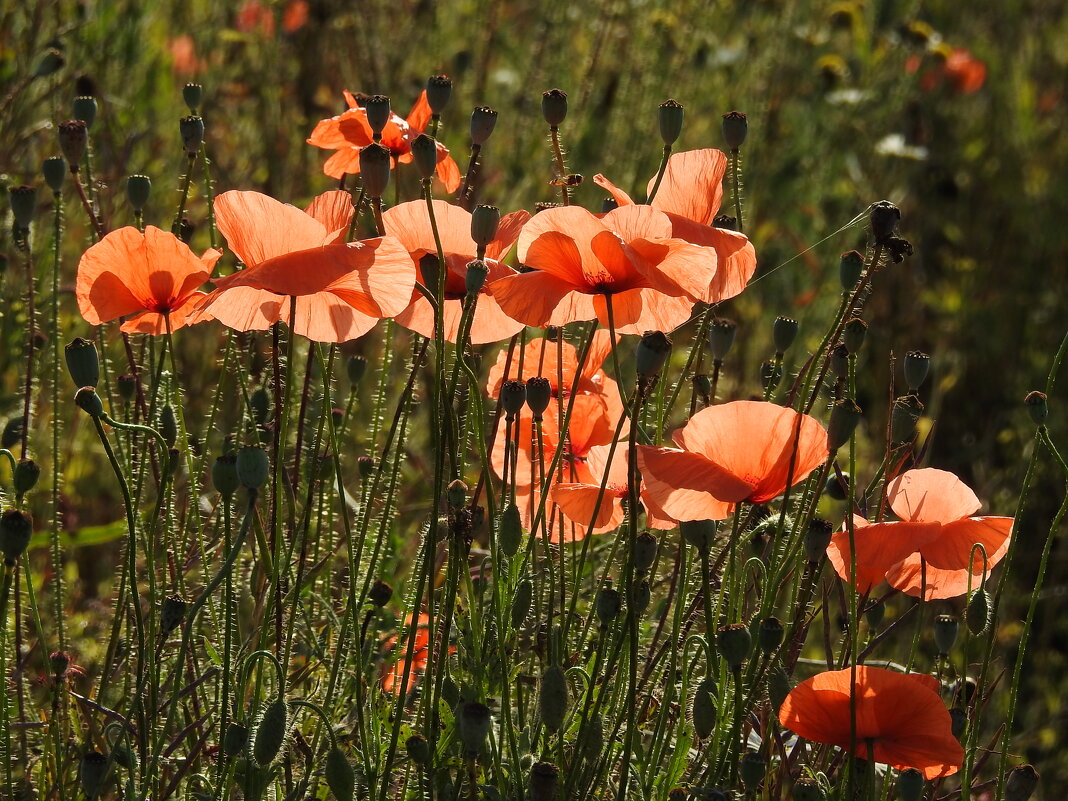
457 701 492 755
344 355 366 386
160 594 188 636
933 614 958 655
658 99 684 146
79 751 109 798
470 106 498 146
358 143 391 197
249 387 270 425
1004 764 1040 801
325 746 355 801
405 733 431 765
758 617 784 653
721 110 748 150
500 380 526 417
539 664 569 732
843 318 867 354
869 200 901 243
828 398 862 451
716 623 752 669
252 698 288 767
470 204 500 247
236 445 269 490
636 330 672 380
541 89 568 127
0 510 33 563
511 578 533 628
896 768 924 801
708 317 736 361
183 83 203 112
13 460 41 495
903 351 930 392
8 185 38 230
426 75 453 114
126 175 152 211
222 721 249 757
364 95 391 138
368 580 393 608
768 663 791 710
43 157 66 193
1024 390 1047 425
72 96 97 129
805 518 834 563
596 584 621 626
410 133 438 179
840 250 864 290
740 750 767 790
691 677 717 739
966 587 990 635
529 761 560 801
465 259 488 295
525 377 552 419
773 316 799 355
74 387 104 418
58 120 88 169
499 502 522 556
180 115 204 155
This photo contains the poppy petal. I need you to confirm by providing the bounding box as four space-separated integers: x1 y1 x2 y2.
887 468 982 523
636 446 750 521
919 516 1012 572
647 149 728 225
214 190 329 266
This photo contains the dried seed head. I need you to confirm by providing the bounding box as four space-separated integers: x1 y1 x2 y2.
903 350 930 392
43 157 66 193
658 99 685 146
364 95 392 139
410 133 438 179
72 96 98 129
426 74 453 114
707 317 737 361
58 120 88 169
0 510 33 564
721 110 748 149
773 316 799 355
126 174 152 211
359 143 392 198
541 88 568 127
183 83 203 112
179 115 204 155
470 106 498 146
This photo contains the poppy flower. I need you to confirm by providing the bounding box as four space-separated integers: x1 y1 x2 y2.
77 225 222 335
638 401 829 521
307 91 462 191
827 468 1012 600
381 613 454 696
489 204 718 334
913 47 986 94
381 200 530 344
192 190 415 343
593 148 757 302
778 665 964 779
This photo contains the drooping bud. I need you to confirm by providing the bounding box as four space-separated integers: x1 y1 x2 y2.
470 107 498 146
364 95 391 139
222 721 249 757
758 617 784 653
529 761 560 801
511 578 533 628
58 120 88 169
426 75 453 114
499 502 522 557
903 351 930 392
457 701 492 755
767 664 791 710
658 99 684 146
13 460 41 495
358 143 392 198
0 510 33 563
1004 764 1040 801
500 380 526 417
465 259 489 295
827 398 862 452
252 698 289 766
72 96 98 129
410 133 438 179
843 317 867 354
525 377 552 419
839 250 864 291
43 157 66 193
79 751 110 799
716 623 752 669
8 185 38 230
160 594 188 636
541 89 568 127
772 316 799 354
74 387 104 418
325 746 356 801
236 445 269 490
691 677 717 739
179 115 204 155
708 317 737 361
183 83 203 112
636 330 672 381
470 204 500 247
804 518 834 563
539 665 569 732
1024 390 1048 426
896 768 924 801
721 110 748 150
933 614 958 656
966 587 990 635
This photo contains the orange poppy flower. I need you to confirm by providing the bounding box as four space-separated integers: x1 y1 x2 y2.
192 190 415 343
381 200 530 344
779 666 964 779
593 149 757 302
827 468 1013 600
638 401 829 521
307 91 462 192
381 613 454 696
77 226 222 335
488 205 718 334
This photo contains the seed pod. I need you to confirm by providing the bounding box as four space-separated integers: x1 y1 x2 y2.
0 510 33 563
406 733 431 765
681 519 716 553
630 579 650 616
410 133 438 179
896 768 924 801
691 677 717 739
465 259 489 295
767 663 791 711
470 107 498 146
658 99 684 146
43 157 66 192
160 594 188 636
458 701 492 755
839 250 864 291
830 343 850 378
160 404 178 448
183 82 203 112
793 777 826 801
500 380 526 417
58 120 88 169
636 331 672 381
499 502 522 557
869 200 901 243
325 745 355 801
126 175 152 211
541 88 568 126
966 587 990 635
252 698 288 766
73 387 103 418
180 115 204 155
525 377 552 419
364 95 391 138
223 721 249 757
359 143 392 198
1024 390 1047 426
903 351 930 392
595 584 621 627
539 665 568 733
236 446 269 490
1004 764 1040 801
827 398 863 452
511 578 533 629
773 316 799 355
716 623 752 669
633 531 658 575
707 317 737 361
471 204 500 247
212 453 239 499
72 95 98 128
740 750 767 790
721 110 748 149
357 456 375 479
368 580 393 608
8 185 38 230
79 751 109 799
529 761 560 801
933 614 958 655
758 617 784 653
426 74 452 114
843 317 867 354
13 459 41 495
65 337 99 388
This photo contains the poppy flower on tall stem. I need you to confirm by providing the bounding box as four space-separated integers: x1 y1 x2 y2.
77 225 222 334
191 190 415 343
778 665 964 779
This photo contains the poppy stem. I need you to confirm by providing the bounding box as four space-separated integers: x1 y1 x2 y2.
646 144 672 205
728 147 744 234
18 240 36 464
549 125 570 206
171 151 198 237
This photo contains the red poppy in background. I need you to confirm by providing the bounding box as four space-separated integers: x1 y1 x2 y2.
307 91 462 191
779 666 964 779
489 205 718 334
638 401 828 521
192 190 415 342
381 613 454 696
77 226 222 335
827 468 1012 600
381 200 530 344
594 148 757 302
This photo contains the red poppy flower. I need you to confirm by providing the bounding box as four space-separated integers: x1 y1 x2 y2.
77 226 222 335
381 613 454 696
779 666 964 779
307 91 462 191
593 149 757 302
638 401 829 521
381 200 530 344
192 190 415 343
489 205 718 334
827 468 1012 600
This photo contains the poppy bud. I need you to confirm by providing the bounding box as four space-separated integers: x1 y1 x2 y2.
43 157 66 193
539 664 569 732
839 250 864 291
681 519 716 553
830 343 850 378
180 115 204 155
630 578 651 616
34 47 65 78
341 355 366 387
896 768 924 801
595 584 621 626
222 720 249 757
426 74 453 114
0 510 33 564
470 204 500 248
65 338 99 389
767 663 791 710
1004 764 1040 801
721 110 748 150
470 106 498 146
760 359 781 393
252 698 288 766
772 316 799 355
525 377 552 419
325 746 355 801
869 200 901 243
212 453 239 498
758 617 784 653
500 380 526 417
358 143 391 198
633 531 658 575
410 133 438 179
891 393 924 444
933 614 958 655
236 445 269 490
529 761 560 801
249 387 270 426
8 185 37 230
499 502 522 557
357 455 375 479
160 594 188 636
110 738 137 771
824 472 849 500
126 174 152 212
406 733 431 765
903 351 930 392
74 387 104 418
658 99 685 146
79 751 110 799
72 95 97 129
636 330 672 381
364 95 391 139
827 398 862 452
160 404 178 448
183 83 203 112
843 317 867 354
712 214 737 230
792 778 825 801
865 600 885 627
716 623 752 669
966 587 990 635
58 120 88 169
465 259 489 296
1024 390 1048 426
13 459 41 495
691 677 717 739
541 89 568 127
511 578 533 629
579 715 604 760
708 317 736 361
458 701 492 755
804 518 833 563
1 419 22 449
739 751 767 790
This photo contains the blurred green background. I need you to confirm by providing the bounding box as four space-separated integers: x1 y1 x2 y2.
3 0 1067 784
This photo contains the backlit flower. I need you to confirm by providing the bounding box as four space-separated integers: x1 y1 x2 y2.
381 613 453 696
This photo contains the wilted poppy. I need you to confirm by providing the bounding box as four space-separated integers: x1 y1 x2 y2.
594 148 757 302
489 204 718 334
827 468 1012 600
192 190 415 342
77 225 222 335
779 665 964 779
638 401 829 521
307 91 461 191
381 200 530 344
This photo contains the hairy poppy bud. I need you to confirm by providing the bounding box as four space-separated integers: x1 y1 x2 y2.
74 387 104 418
8 185 38 230
406 733 431 765
933 614 958 655
529 761 560 801
717 623 752 669
72 95 97 129
903 351 930 392
65 338 99 389
180 115 204 155
126 174 152 212
500 380 526 417
541 88 568 127
631 578 651 616
222 721 249 757
252 698 288 766
0 510 33 564
511 578 533 629
658 99 684 146
636 330 672 381
458 701 492 755
839 250 864 291
410 133 438 179
949 706 967 739
43 157 66 193
13 460 41 495
805 518 834 563
708 317 737 361
236 446 269 490
869 200 901 243
539 664 569 732
525 377 552 419
760 359 781 393
368 580 393 608
633 532 658 575
691 677 717 739
465 259 489 295
843 318 867 354
1004 764 1040 801
828 398 862 452
470 204 500 248
79 751 109 799
470 106 498 146
58 120 88 169
499 502 522 557
364 95 391 139
426 74 452 114
183 83 203 112
767 663 791 710
966 587 990 635
891 393 924 444
721 110 748 150
1024 390 1048 426
160 594 188 636
758 617 784 653
325 746 355 801
681 519 716 553
595 584 621 626
160 404 178 448
34 47 65 78
740 751 767 790
359 143 392 198
773 316 799 355
212 453 239 498
896 767 924 801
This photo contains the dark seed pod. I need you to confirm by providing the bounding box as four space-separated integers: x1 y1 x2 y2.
793 777 826 801
72 95 97 129
933 614 958 656
183 83 203 112
223 721 249 757
658 99 684 146
842 317 867 354
180 115 204 155
43 157 66 193
949 706 967 739
529 761 560 801
511 578 533 629
630 579 651 616
470 107 498 146
410 133 438 179
773 316 799 355
539 665 569 733
465 259 489 295
721 110 748 149
499 502 522 557
767 664 791 711
707 317 737 361
691 677 717 739
252 698 288 767
903 351 930 392
212 453 239 499
74 387 104 418
891 393 924 444
79 751 109 799
1004 764 1040 801
633 531 658 575
160 404 178 448
636 331 672 381
0 510 33 563
8 185 38 230
325 745 355 801
346 355 367 385
525 377 552 419
541 89 568 126
357 455 375 479
358 143 392 198
500 380 526 417
896 768 924 801
458 701 492 755
828 398 863 452
160 594 188 636
869 200 901 243
126 175 152 211
681 519 716 553
471 204 500 248
595 584 621 627
426 75 453 114
368 580 393 608
236 446 269 490
716 623 752 669
58 120 88 169
740 750 767 790
1024 390 1048 426
13 459 41 495
364 95 392 139
406 733 431 765
758 617 784 653
65 337 99 388
839 250 864 291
